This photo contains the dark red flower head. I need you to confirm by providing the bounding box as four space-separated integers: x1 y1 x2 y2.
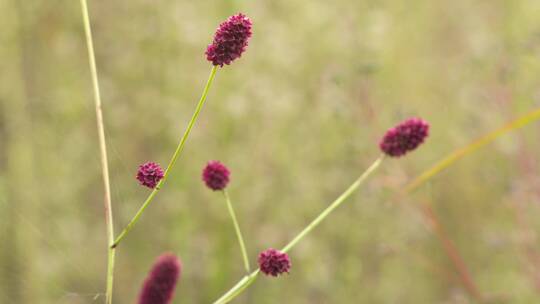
202 161 230 191
258 248 291 277
138 253 181 304
379 117 429 157
206 13 253 67
137 162 164 189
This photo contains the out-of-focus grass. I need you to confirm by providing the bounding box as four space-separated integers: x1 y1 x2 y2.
1 0 540 303
404 106 540 195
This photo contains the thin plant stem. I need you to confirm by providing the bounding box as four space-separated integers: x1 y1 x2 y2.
212 155 385 304
216 107 540 304
394 108 540 303
213 271 259 304
403 107 540 195
421 204 483 302
387 108 540 303
282 155 384 252
112 65 218 248
223 190 251 273
79 0 115 303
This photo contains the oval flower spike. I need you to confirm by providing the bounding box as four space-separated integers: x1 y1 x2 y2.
138 253 181 304
206 13 253 67
379 117 430 157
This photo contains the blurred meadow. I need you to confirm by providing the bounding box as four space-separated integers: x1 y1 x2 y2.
1 0 540 303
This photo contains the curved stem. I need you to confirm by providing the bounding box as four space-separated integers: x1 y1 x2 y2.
212 155 385 304
223 190 251 273
79 1 115 303
112 65 218 248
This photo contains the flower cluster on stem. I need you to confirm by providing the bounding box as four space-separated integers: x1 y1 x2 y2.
80 6 436 303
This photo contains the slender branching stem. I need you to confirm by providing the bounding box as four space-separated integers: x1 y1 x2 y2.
79 1 115 303
215 107 540 304
112 66 218 248
223 190 251 273
212 155 385 304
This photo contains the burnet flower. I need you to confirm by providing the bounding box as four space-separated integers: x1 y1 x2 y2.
206 13 253 67
202 160 230 191
136 162 165 189
138 253 181 304
379 117 430 157
258 248 291 277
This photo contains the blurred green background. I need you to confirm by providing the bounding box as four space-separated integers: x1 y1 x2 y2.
1 0 540 303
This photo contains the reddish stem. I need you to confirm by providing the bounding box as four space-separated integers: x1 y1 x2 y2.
420 204 483 302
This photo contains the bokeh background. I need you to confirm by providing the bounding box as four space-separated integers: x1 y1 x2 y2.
1 0 540 303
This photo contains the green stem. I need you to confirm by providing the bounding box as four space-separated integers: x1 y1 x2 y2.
112 66 218 248
213 271 259 304
105 248 115 304
79 0 116 303
281 155 384 252
212 155 385 304
223 190 251 273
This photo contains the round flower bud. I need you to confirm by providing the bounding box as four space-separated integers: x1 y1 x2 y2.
136 162 164 189
258 248 291 277
202 160 230 191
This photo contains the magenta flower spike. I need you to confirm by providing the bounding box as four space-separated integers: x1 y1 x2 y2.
138 253 181 304
379 117 430 157
202 160 230 191
136 162 165 189
206 13 253 67
258 248 291 277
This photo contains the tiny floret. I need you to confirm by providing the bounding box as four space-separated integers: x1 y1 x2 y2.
138 253 181 304
379 117 430 157
137 162 164 189
258 248 291 277
202 161 230 191
206 13 253 67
